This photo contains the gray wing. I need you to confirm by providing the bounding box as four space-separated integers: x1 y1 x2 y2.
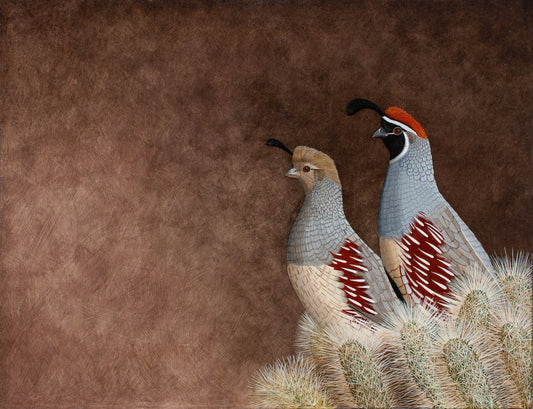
429 203 493 276
347 233 404 321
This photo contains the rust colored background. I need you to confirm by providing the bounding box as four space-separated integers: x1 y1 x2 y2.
1 1 531 408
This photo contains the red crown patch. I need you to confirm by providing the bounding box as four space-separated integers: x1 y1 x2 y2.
385 107 428 139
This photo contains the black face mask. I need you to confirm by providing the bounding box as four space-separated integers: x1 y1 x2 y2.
379 119 406 161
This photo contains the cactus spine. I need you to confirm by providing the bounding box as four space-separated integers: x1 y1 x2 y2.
250 254 532 408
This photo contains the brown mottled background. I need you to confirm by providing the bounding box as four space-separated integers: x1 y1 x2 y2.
1 1 531 408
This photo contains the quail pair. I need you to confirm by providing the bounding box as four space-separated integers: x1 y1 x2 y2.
268 98 493 332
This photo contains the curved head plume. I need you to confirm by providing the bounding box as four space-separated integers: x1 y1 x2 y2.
266 138 293 156
346 98 385 117
346 98 428 161
346 98 427 140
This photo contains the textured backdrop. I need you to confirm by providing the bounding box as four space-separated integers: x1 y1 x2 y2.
1 1 531 408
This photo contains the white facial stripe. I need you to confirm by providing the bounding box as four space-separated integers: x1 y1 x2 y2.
382 116 416 135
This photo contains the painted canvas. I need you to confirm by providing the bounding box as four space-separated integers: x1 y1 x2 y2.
1 1 531 408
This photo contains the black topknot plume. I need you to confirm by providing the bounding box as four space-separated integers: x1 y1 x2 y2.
266 139 293 156
346 98 385 117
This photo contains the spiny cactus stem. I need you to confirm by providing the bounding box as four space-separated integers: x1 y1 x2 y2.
443 338 498 409
457 290 491 332
492 252 532 312
275 377 331 408
500 275 532 311
400 321 448 408
499 323 532 408
338 340 391 409
251 356 334 409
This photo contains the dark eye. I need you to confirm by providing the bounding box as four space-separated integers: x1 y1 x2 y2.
393 127 402 135
303 166 310 172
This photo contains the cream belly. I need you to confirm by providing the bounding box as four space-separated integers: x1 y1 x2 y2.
287 263 373 333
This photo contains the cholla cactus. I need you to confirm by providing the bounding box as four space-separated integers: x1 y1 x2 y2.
438 324 519 409
492 251 532 312
492 303 532 408
250 254 532 408
381 305 463 408
250 355 333 409
442 335 495 408
294 312 332 370
439 263 521 408
447 264 503 333
491 252 532 408
296 313 395 408
335 335 392 408
294 313 355 407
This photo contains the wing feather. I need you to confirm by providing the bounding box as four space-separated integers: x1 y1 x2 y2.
330 238 378 316
430 205 491 273
381 206 492 313
382 213 456 312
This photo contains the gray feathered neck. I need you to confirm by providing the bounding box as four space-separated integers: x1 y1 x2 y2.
394 138 435 182
287 177 353 265
379 139 442 238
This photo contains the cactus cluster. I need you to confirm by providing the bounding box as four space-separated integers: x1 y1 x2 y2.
250 253 532 408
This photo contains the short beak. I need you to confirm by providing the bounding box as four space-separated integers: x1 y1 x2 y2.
285 168 299 178
372 127 388 139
